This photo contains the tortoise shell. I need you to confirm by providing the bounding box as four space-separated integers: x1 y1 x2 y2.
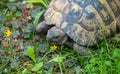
44 0 120 46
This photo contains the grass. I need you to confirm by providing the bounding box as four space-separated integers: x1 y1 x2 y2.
0 0 120 74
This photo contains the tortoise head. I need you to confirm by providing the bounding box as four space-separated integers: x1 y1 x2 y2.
46 26 68 45
36 21 53 33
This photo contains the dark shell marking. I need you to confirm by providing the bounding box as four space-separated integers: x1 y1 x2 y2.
44 0 120 46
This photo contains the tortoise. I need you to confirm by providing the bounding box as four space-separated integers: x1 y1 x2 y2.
36 0 120 55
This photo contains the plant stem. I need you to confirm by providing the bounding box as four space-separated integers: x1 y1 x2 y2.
59 62 63 74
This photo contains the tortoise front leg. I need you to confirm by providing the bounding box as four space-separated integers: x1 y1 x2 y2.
73 43 90 57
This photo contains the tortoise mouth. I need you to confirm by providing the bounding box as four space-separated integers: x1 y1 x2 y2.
48 41 63 45
47 35 68 45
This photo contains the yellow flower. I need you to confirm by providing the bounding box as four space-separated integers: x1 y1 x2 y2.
51 45 57 51
5 29 12 37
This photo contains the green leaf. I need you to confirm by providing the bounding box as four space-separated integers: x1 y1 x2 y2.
44 0 49 6
9 0 16 2
22 68 27 74
38 44 49 53
26 0 42 3
12 30 20 38
89 58 97 64
74 66 82 74
15 11 22 17
32 62 43 71
113 48 120 59
112 37 120 42
0 14 7 23
10 58 20 68
27 47 36 63
37 71 43 74
11 20 22 29
47 55 64 63
25 0 48 8
117 62 120 74
7 5 16 12
104 61 112 67
33 10 45 27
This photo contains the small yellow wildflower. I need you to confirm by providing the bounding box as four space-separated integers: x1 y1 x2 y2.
5 29 12 37
51 45 57 51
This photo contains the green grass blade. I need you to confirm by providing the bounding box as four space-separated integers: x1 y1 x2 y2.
25 0 42 3
25 0 49 8
33 10 45 27
43 0 50 7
